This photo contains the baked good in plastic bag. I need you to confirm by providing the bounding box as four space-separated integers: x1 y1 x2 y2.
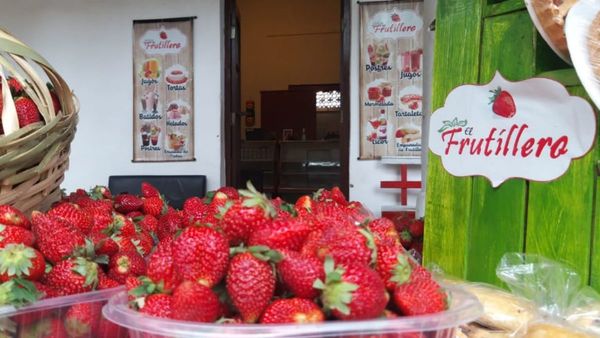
440 277 537 337
524 321 598 338
525 0 579 63
497 253 600 337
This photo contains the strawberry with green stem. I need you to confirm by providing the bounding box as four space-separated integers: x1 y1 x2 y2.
313 257 387 320
0 244 45 282
14 97 41 128
218 181 276 245
489 87 516 118
0 278 41 307
391 256 447 316
226 246 281 323
31 211 86 264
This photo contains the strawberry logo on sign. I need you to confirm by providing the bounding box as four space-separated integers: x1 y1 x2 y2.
489 87 516 118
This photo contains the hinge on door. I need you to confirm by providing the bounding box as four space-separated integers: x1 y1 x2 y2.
230 27 236 39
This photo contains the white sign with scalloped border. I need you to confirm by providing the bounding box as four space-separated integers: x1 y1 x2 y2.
429 72 596 187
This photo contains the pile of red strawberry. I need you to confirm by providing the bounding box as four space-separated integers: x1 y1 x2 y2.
0 77 61 134
0 183 171 336
123 183 448 327
384 212 425 257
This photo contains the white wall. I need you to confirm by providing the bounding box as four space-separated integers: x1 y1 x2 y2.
0 0 224 192
348 0 434 216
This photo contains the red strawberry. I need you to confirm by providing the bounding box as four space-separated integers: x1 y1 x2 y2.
171 280 221 322
136 214 158 234
375 244 412 291
64 302 102 338
489 87 516 118
311 223 374 266
31 212 86 264
140 293 173 318
146 238 181 293
126 211 144 219
182 196 207 219
314 258 387 320
226 251 278 323
86 208 114 234
391 13 401 22
276 250 324 299
260 298 324 324
143 196 166 217
400 229 413 249
217 186 240 200
125 275 142 301
108 251 146 283
294 195 315 215
33 281 60 299
7 77 24 95
45 257 101 296
141 182 161 198
0 244 45 282
50 91 62 113
156 211 184 240
133 231 154 257
111 214 137 237
408 219 424 238
114 194 143 214
0 224 35 248
159 31 168 39
248 217 311 251
330 187 348 206
368 218 401 247
97 272 121 289
14 97 41 127
48 202 92 234
219 182 276 245
0 205 30 229
89 232 119 258
172 226 229 287
394 277 447 316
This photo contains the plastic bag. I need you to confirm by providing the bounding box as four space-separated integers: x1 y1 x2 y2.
496 253 600 337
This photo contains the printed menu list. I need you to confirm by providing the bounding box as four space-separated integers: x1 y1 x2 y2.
359 1 424 160
133 17 195 162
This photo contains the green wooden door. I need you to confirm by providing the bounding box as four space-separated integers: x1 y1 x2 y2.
425 0 599 288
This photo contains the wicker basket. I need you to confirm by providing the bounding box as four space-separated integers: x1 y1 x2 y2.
0 29 78 213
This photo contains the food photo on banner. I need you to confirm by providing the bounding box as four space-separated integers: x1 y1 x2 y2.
359 0 424 161
132 17 196 162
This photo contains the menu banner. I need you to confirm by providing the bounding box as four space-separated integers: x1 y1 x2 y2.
359 0 424 160
132 17 195 162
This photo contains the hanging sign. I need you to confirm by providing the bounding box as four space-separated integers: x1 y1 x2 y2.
358 0 424 160
132 17 195 162
429 72 596 187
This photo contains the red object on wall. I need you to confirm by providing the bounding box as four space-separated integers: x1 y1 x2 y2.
380 165 422 205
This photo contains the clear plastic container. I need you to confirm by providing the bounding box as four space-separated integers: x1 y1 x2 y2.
0 287 128 337
103 286 482 338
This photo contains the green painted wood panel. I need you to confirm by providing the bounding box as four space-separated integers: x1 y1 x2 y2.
465 10 534 286
424 0 484 277
484 0 525 17
592 157 600 290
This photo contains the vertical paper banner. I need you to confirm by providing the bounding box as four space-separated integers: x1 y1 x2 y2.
359 1 424 160
133 17 195 162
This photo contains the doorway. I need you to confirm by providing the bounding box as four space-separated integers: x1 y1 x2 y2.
224 0 351 201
